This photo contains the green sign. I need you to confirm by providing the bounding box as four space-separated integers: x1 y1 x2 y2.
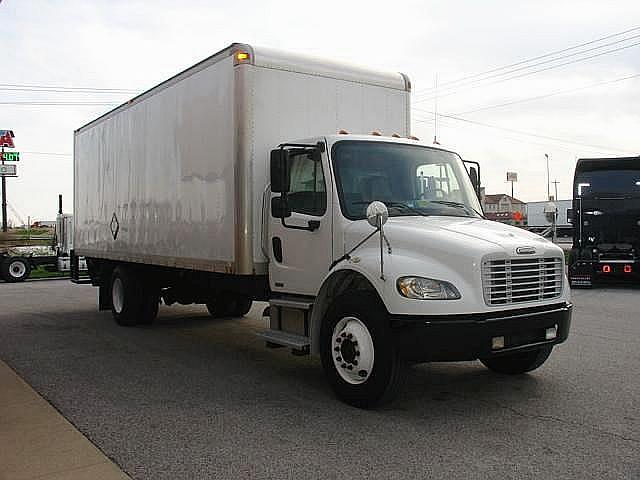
1 151 19 162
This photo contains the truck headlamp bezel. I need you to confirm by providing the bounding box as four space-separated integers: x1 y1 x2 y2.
396 276 461 300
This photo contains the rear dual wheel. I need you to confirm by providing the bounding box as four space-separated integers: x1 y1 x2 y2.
110 266 159 326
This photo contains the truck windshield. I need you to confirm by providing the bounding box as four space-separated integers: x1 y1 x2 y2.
331 141 483 220
575 169 640 198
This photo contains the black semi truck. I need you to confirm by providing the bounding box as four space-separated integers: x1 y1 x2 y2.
569 156 640 287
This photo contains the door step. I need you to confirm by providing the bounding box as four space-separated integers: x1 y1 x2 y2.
269 297 314 310
257 329 310 352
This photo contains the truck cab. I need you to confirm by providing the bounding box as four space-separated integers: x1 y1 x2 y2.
569 156 640 287
263 134 572 407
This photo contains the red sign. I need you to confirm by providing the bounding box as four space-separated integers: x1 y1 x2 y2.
0 130 15 148
512 211 523 222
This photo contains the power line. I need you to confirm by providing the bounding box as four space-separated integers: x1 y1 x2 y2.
413 116 620 157
415 33 640 100
414 40 640 103
414 26 640 95
413 114 619 156
416 71 640 116
0 83 138 93
412 110 635 154
22 151 72 157
0 101 119 106
0 86 135 94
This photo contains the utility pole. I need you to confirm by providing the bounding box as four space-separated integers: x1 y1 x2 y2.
544 154 550 200
1 145 6 232
552 180 560 201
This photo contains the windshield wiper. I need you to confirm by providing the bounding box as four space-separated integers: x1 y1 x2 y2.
429 200 485 218
352 201 429 217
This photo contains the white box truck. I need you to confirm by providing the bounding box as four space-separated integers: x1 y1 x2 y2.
73 43 572 407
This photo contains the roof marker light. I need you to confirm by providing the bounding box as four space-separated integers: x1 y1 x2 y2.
408 135 420 141
370 130 382 136
236 51 250 61
624 265 632 273
391 133 401 138
338 129 349 134
602 265 611 273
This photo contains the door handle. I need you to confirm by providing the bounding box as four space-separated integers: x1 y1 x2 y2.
281 218 320 232
272 237 283 262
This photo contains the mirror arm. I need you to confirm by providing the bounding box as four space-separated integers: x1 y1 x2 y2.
329 227 380 270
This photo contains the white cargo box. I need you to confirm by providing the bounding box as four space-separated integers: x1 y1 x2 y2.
74 43 410 275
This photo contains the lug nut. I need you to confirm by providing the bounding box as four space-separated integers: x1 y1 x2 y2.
347 365 353 370
358 370 367 377
353 360 358 366
355 351 360 357
347 333 353 339
336 338 342 343
334 347 340 352
336 356 342 362
341 363 347 369
341 332 346 338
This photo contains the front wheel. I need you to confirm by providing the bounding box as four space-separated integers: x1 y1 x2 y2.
2 257 31 282
320 291 405 408
480 346 553 374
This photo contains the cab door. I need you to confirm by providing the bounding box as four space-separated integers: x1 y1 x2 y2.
268 144 333 296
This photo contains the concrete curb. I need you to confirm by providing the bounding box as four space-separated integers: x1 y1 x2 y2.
0 360 131 480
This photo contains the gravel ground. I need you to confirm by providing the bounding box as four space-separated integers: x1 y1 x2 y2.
0 281 638 479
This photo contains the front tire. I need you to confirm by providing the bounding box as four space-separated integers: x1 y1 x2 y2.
320 291 405 408
2 257 31 282
480 346 553 374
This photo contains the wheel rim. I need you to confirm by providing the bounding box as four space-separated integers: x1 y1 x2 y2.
9 261 26 278
112 277 124 314
331 316 375 384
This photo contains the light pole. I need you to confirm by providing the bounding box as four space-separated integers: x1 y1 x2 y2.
544 154 550 200
552 180 560 201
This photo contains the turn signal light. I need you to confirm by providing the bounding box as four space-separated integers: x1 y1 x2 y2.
624 265 632 273
236 51 250 61
602 265 611 273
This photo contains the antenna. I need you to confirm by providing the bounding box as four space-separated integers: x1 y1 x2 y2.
433 73 439 145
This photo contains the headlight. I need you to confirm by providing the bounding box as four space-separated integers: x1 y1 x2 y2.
396 276 461 300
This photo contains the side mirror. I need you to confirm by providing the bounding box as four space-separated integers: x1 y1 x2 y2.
469 166 479 193
366 201 389 228
271 196 291 218
270 148 290 193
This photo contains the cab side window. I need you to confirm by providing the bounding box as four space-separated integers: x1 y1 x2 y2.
287 153 326 216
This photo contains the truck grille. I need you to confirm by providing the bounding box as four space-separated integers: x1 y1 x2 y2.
482 257 563 305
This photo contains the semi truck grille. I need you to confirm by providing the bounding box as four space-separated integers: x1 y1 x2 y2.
482 257 563 305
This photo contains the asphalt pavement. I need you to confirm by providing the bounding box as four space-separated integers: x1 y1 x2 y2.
0 280 638 479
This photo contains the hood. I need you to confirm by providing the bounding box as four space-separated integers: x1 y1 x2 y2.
344 215 558 260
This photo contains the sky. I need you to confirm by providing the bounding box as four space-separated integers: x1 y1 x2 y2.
1 0 639 224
